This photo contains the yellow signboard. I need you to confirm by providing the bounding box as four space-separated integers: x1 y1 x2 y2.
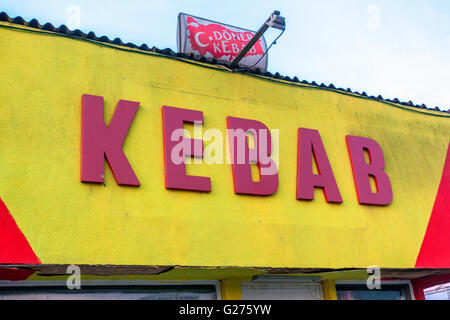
0 22 449 269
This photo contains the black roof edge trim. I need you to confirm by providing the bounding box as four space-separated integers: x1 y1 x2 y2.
1 12 448 114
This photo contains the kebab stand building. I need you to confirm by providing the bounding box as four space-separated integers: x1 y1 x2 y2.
0 12 449 300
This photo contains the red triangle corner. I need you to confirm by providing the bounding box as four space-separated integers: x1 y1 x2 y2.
415 143 450 268
0 197 40 264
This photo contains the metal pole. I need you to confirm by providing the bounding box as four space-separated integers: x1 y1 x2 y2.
229 22 270 69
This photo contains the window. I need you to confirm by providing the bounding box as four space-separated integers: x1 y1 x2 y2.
424 282 450 300
336 283 412 300
0 285 217 300
241 280 323 300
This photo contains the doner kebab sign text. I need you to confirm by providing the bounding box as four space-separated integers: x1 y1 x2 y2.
177 13 268 71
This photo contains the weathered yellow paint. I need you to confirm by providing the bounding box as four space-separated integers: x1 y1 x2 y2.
25 267 366 283
0 22 449 268
309 270 369 281
25 267 263 282
321 280 338 300
221 278 246 300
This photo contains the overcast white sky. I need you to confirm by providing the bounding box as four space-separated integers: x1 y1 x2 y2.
2 0 449 110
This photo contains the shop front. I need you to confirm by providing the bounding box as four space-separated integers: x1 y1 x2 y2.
0 13 449 300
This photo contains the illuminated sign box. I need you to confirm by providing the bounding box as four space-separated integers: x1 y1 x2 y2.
177 13 269 71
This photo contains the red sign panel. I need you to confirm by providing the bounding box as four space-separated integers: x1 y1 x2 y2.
177 13 268 71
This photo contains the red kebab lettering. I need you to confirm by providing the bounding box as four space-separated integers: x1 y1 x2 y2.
80 95 394 206
186 16 265 61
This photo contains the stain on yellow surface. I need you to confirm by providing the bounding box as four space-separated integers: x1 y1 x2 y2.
0 23 449 268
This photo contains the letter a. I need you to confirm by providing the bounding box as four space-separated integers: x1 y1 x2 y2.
297 128 342 203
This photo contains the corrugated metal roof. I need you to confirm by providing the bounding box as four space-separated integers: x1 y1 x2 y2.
0 11 449 114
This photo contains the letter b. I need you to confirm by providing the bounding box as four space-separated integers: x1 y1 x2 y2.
346 135 393 205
